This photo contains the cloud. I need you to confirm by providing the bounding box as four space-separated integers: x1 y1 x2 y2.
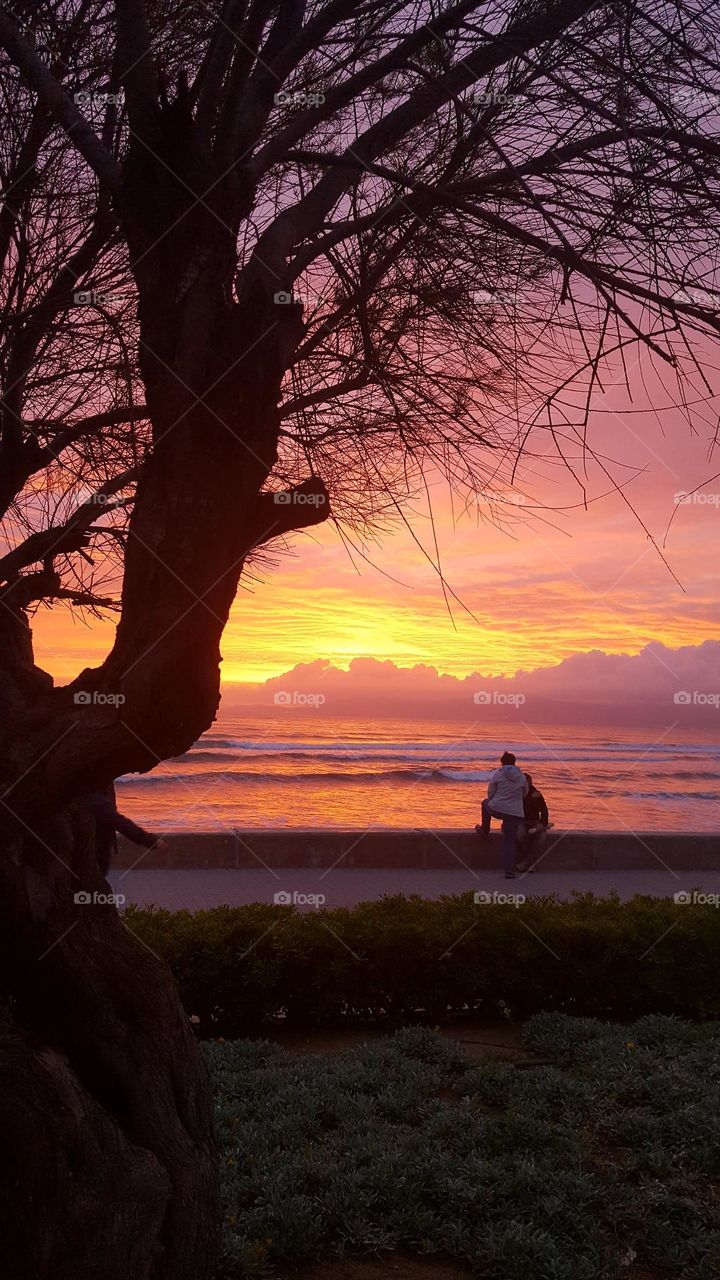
222 640 720 724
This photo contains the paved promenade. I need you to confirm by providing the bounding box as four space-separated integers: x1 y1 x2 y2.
109 866 720 912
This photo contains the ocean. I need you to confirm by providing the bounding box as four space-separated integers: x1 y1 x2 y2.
116 715 720 833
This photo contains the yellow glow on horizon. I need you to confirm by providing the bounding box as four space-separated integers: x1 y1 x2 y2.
29 569 720 687
27 458 720 688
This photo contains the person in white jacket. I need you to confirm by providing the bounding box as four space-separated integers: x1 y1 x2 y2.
475 751 528 877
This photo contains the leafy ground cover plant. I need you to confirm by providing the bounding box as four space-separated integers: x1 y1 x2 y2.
207 1016 720 1279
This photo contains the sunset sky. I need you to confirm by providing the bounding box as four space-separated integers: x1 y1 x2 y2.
31 359 720 692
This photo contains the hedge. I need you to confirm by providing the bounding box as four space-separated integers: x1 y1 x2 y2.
123 891 720 1035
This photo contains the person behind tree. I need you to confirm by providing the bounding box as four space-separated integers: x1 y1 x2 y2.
83 783 167 877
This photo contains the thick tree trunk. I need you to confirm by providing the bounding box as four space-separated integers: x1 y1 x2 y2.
0 98 319 1279
0 302 314 1275
0 807 218 1280
0 1027 170 1279
0 603 218 1279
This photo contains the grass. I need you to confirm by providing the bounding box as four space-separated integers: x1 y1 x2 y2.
207 1014 720 1279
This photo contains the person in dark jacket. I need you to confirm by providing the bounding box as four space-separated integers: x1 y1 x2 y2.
84 784 166 876
516 773 552 872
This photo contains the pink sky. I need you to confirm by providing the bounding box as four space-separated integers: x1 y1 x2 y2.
31 352 720 704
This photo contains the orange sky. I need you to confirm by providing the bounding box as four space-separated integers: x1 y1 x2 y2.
31 388 720 687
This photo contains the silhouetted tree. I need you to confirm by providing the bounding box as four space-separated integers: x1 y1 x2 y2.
1 1 719 1275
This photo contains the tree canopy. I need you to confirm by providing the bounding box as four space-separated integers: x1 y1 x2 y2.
0 0 719 795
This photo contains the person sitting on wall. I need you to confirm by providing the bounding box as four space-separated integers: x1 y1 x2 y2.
516 772 553 873
475 751 528 879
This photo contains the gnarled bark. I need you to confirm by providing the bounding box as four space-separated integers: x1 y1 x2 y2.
0 789 218 1280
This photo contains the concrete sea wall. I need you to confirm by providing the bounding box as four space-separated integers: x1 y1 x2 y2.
116 829 719 870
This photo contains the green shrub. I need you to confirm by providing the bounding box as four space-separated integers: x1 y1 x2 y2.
123 890 720 1035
